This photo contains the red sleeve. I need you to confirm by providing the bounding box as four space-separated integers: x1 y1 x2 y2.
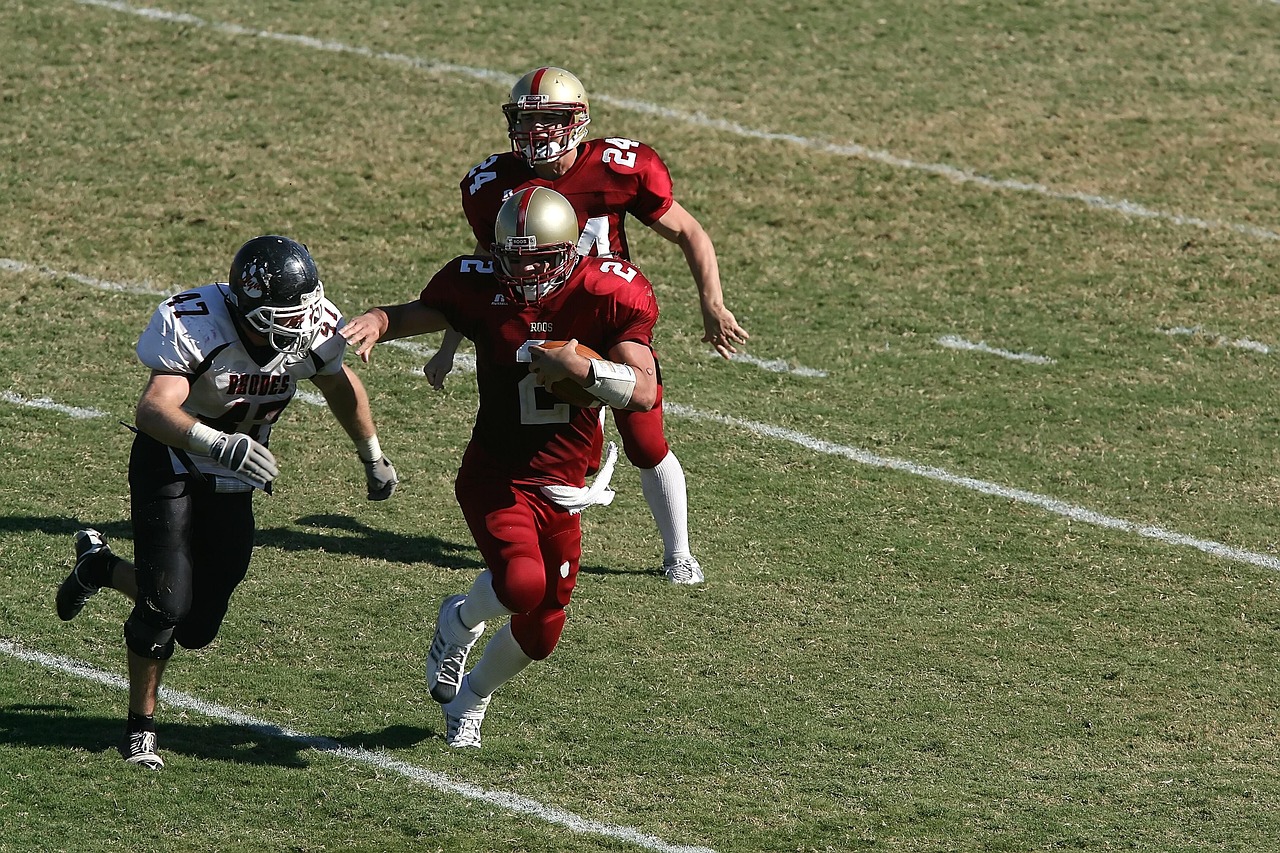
622 142 675 226
580 259 659 349
420 256 493 341
460 153 529 250
612 277 660 347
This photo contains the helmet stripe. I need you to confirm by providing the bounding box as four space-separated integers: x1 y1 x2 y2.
529 67 548 93
516 189 535 233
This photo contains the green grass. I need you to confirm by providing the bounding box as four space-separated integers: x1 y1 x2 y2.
4 1 1280 851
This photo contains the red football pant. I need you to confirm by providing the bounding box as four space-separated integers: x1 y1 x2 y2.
455 474 581 660
603 384 670 470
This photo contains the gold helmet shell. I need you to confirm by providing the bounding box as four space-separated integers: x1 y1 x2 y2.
492 187 581 303
503 67 591 164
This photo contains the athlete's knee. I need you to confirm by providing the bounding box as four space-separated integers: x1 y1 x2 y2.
173 621 221 651
124 606 178 661
615 410 670 469
511 608 566 660
497 556 548 613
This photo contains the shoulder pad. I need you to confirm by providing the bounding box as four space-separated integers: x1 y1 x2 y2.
596 138 661 176
581 257 649 297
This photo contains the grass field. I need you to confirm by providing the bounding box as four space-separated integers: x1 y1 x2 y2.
4 1 1280 851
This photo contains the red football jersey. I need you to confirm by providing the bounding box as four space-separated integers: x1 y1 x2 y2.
419 254 659 486
460 138 676 262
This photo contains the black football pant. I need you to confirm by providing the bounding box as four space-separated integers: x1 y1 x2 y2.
125 433 255 659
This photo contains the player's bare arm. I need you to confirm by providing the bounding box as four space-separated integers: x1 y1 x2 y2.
341 302 448 362
530 338 657 411
312 365 399 500
650 201 750 359
311 365 377 443
134 371 199 448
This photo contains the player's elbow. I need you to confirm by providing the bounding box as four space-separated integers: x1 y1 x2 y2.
626 380 658 412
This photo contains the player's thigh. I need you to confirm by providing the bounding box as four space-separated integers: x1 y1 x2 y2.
128 433 197 618
536 502 582 609
175 491 254 649
190 490 254 605
456 477 547 610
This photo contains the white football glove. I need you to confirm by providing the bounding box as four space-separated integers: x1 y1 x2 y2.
363 455 398 501
211 433 279 485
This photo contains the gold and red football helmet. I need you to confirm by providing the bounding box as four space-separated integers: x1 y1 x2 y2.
503 67 591 164
491 187 581 303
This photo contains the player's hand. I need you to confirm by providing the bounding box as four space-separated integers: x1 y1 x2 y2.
211 433 279 485
423 349 454 391
529 339 584 387
363 455 398 500
340 310 389 363
702 307 750 359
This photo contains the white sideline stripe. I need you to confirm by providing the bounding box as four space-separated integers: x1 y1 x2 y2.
721 351 828 377
664 404 1280 573
1161 325 1271 354
294 389 327 406
386 339 478 373
1 391 107 420
0 639 717 853
0 257 171 296
73 0 1280 243
936 335 1056 364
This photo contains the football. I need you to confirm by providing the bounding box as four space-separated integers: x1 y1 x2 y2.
536 340 603 408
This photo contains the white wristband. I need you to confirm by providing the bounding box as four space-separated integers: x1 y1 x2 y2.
187 421 225 456
585 359 637 409
355 434 383 463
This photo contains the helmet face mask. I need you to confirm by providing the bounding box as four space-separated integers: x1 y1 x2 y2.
227 235 325 361
504 67 590 165
239 287 326 360
491 187 581 304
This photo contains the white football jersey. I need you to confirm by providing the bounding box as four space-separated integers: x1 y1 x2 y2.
135 282 347 485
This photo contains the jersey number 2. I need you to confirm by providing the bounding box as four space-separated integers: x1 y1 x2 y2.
515 340 572 425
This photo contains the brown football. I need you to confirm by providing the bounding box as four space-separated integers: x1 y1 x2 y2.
536 340 603 408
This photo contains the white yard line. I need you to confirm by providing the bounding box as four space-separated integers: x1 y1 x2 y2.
721 351 827 377
936 335 1056 364
1160 325 1271 354
1 391 107 420
0 640 716 853
73 0 1280 243
663 403 1280 573
0 257 172 296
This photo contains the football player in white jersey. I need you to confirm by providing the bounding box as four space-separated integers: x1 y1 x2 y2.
55 235 398 770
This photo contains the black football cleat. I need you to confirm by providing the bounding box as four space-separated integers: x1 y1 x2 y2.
56 528 110 621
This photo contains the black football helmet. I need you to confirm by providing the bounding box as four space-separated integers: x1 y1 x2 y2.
226 235 325 360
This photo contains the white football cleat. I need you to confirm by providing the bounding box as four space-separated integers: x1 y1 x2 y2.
663 556 704 585
442 678 490 749
426 594 484 704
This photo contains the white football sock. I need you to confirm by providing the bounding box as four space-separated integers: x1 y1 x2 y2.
459 570 514 630
638 450 692 564
467 622 534 698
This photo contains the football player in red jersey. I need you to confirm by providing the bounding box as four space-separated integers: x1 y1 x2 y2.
342 187 659 748
55 236 398 770
426 66 747 586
